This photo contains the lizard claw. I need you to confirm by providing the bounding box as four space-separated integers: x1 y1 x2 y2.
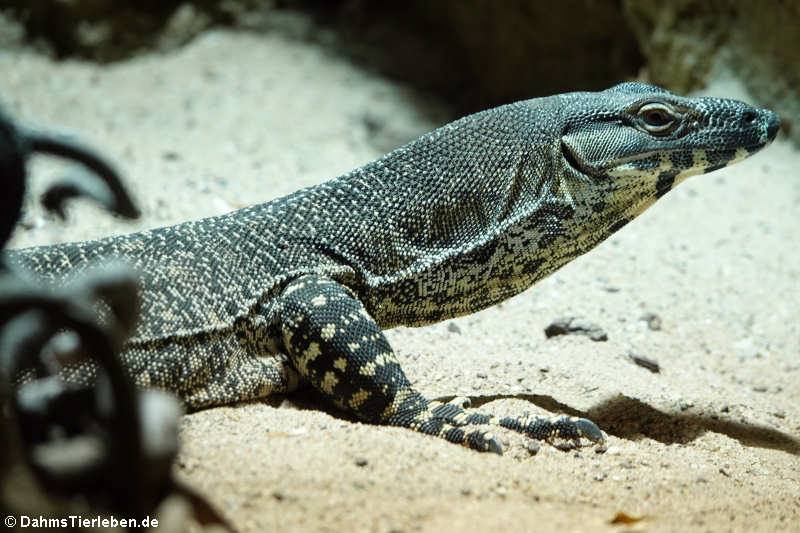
574 417 605 443
465 430 503 455
486 434 504 455
447 396 472 409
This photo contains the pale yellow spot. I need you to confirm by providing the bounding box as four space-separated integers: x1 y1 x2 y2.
320 323 336 340
320 371 339 394
729 147 749 166
693 149 710 168
349 388 371 409
374 352 393 366
416 410 431 422
295 342 321 375
381 389 410 421
348 342 360 352
311 294 327 307
333 358 347 371
304 342 321 358
360 362 376 376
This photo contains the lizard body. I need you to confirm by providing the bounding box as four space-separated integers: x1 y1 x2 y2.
6 83 779 453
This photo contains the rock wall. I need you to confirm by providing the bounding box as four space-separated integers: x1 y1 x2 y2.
1 0 797 143
624 0 800 144
308 0 644 112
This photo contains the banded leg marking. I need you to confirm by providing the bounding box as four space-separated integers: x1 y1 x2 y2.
277 274 603 453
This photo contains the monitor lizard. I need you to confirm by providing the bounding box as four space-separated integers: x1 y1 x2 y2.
5 82 780 454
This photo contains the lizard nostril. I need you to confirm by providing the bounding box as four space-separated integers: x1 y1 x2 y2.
743 110 757 123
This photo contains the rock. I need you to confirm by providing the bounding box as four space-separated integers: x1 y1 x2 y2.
628 352 660 373
446 322 461 334
544 316 608 342
640 311 662 331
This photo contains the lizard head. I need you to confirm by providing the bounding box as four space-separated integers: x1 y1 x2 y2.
557 82 780 227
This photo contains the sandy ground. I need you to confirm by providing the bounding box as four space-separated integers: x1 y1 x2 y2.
2 27 799 533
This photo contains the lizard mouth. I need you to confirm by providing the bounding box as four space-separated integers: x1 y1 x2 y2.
560 107 780 177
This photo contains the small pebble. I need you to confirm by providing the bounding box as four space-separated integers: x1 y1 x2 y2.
640 312 662 331
354 457 368 467
628 352 660 373
544 316 608 342
447 322 462 334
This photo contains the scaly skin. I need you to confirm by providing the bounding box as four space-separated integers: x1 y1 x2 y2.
5 83 780 453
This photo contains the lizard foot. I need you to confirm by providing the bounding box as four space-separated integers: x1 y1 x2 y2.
389 395 602 454
499 414 605 444
387 395 504 454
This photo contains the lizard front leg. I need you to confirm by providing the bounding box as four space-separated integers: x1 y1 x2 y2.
277 274 603 454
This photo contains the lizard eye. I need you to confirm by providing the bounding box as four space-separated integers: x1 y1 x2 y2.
642 107 670 126
636 103 678 135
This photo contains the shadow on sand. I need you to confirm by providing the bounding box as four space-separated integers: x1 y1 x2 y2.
455 393 800 456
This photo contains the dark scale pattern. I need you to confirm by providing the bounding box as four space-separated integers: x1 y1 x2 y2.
3 83 780 453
